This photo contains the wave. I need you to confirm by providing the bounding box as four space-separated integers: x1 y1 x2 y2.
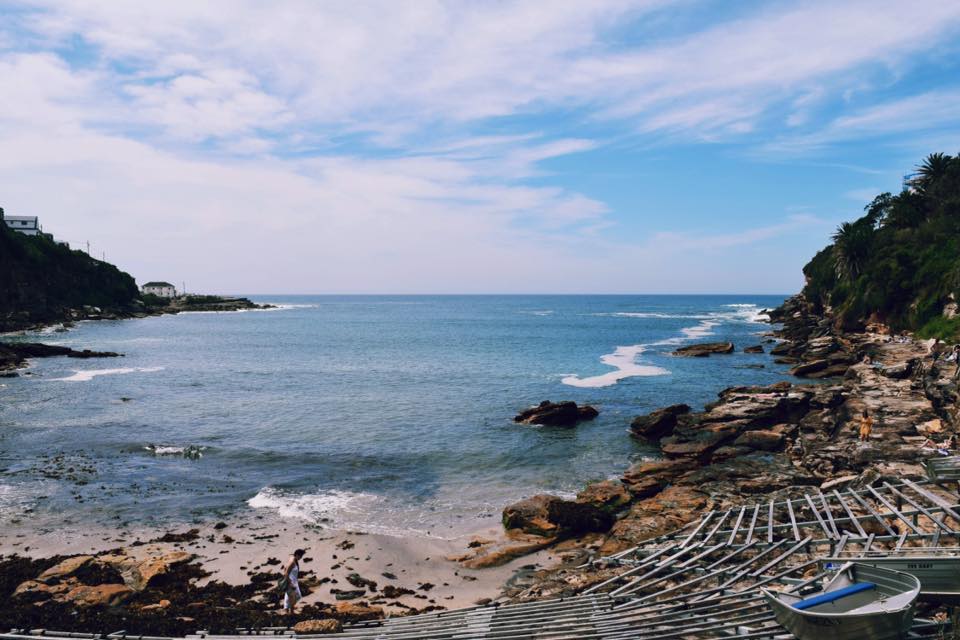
562 303 769 388
248 487 429 536
561 345 670 388
519 310 554 316
48 366 164 382
144 444 206 459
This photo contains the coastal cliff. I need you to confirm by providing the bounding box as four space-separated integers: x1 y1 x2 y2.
0 208 141 332
484 153 960 599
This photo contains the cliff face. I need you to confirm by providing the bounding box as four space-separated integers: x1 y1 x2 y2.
0 212 140 331
799 152 960 337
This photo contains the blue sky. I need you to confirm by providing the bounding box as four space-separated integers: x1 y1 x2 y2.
1 1 960 294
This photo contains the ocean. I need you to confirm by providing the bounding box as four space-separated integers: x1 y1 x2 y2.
0 295 787 538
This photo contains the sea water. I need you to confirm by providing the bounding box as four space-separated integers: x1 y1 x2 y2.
0 295 787 537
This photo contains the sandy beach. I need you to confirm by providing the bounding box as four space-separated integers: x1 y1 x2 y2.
0 512 560 616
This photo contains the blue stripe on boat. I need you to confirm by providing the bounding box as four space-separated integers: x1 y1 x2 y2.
793 582 876 610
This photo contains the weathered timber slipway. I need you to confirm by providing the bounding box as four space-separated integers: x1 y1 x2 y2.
7 471 960 639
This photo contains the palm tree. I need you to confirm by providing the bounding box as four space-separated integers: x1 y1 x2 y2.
913 152 954 192
832 220 873 281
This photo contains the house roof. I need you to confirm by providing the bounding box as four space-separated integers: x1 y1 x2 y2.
142 281 175 288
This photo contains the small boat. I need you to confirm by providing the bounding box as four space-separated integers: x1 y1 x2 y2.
763 561 920 640
822 549 960 604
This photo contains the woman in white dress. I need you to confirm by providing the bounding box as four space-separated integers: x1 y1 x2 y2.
281 548 306 615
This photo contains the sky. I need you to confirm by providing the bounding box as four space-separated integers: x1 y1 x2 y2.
1 1 960 294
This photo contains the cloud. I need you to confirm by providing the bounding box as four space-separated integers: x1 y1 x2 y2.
1 2 960 292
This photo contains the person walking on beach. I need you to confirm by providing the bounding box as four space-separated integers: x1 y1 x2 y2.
859 409 874 442
280 548 305 615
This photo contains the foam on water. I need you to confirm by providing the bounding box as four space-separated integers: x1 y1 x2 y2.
145 444 206 459
562 345 669 388
48 366 164 382
562 304 767 388
247 487 431 536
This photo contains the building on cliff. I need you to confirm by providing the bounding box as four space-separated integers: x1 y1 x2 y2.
142 281 177 298
3 215 41 236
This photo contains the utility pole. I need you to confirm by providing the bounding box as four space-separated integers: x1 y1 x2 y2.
86 241 90 255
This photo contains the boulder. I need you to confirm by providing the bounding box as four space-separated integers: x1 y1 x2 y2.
502 494 614 536
547 498 615 534
743 345 764 353
630 404 690 439
98 548 194 591
502 495 560 536
294 619 344 634
514 401 598 427
671 342 735 357
334 602 384 621
576 480 632 514
63 583 133 608
733 429 785 451
37 555 94 583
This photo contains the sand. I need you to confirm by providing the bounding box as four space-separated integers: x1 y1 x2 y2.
0 513 560 614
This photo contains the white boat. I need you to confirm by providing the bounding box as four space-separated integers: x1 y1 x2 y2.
763 561 920 640
822 549 960 603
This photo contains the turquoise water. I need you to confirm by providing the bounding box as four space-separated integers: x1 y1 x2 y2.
0 295 787 537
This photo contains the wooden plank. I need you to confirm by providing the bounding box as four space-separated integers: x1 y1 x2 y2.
895 530 908 551
678 511 714 548
745 503 760 544
767 500 775 544
867 485 923 534
701 510 731 545
727 506 747 545
902 478 960 523
862 533 875 553
832 489 867 537
785 496 801 541
883 481 955 534
818 490 841 539
750 536 811 577
846 488 897 537
803 492 834 539
834 532 849 556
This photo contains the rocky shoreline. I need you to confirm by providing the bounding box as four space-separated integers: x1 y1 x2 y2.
2 294 274 335
4 293 957 632
487 294 958 601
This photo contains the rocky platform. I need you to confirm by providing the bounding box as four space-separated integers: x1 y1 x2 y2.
0 342 121 373
489 294 960 601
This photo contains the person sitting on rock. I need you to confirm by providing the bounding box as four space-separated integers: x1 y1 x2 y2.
280 548 305 615
858 410 874 442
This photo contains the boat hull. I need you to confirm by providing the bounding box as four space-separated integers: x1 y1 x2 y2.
764 563 919 640
765 593 914 640
822 555 960 604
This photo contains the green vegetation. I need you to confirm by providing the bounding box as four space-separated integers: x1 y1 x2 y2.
802 152 960 339
0 209 141 330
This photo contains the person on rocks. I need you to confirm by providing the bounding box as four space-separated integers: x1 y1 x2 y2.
858 410 874 442
280 548 305 615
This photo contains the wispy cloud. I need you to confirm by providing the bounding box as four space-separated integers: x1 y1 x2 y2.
1 1 959 291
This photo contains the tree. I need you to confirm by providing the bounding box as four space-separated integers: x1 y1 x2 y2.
832 220 873 281
914 152 954 193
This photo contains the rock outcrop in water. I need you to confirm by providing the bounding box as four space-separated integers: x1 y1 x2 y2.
0 342 122 372
496 290 960 602
671 341 735 357
514 401 599 427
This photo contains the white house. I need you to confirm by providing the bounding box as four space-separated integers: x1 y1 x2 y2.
142 281 177 298
4 215 40 236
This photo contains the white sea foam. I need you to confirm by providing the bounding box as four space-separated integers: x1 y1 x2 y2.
561 345 670 388
520 310 554 316
49 366 164 382
562 303 770 388
144 444 206 459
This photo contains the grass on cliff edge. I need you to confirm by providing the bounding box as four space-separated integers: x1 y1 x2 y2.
918 315 960 342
